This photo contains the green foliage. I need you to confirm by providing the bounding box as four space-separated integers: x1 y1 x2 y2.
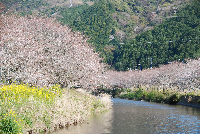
144 91 166 102
187 92 195 96
60 0 117 50
111 88 123 98
134 88 144 99
119 88 183 104
119 92 134 100
0 109 23 134
96 86 124 98
166 93 180 104
155 93 165 103
92 99 104 109
22 116 33 128
127 92 134 100
145 91 157 102
59 0 121 64
1 0 49 16
119 88 146 100
197 99 200 104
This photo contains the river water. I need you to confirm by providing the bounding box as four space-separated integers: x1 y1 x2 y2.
56 98 200 134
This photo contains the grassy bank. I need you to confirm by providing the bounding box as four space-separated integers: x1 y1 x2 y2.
0 84 112 134
118 88 200 105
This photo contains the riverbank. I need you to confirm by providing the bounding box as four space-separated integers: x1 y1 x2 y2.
116 88 200 107
0 84 112 134
177 95 200 108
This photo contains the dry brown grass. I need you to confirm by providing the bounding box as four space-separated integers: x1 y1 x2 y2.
50 89 112 132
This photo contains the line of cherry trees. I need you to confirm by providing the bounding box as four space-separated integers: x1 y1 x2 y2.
105 59 200 93
1 8 200 92
0 14 107 90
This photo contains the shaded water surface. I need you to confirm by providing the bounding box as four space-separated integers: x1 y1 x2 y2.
56 98 200 134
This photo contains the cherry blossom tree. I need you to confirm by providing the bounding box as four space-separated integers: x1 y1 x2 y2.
104 59 200 92
0 15 106 90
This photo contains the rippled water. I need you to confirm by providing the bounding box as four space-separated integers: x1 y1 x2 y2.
56 98 200 134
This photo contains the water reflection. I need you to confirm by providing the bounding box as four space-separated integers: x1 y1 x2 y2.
55 108 113 134
56 98 200 134
111 98 200 134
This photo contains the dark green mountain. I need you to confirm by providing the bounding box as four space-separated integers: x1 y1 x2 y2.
113 0 200 70
58 0 200 71
59 0 119 65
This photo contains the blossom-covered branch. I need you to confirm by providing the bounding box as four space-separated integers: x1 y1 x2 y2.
0 15 106 90
105 59 200 92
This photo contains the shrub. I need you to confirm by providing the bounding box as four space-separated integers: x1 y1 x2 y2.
127 92 135 100
119 93 128 99
197 99 200 104
167 93 180 104
134 88 144 100
187 92 195 96
155 92 165 103
145 91 157 102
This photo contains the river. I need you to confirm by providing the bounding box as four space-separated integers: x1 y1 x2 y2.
56 98 200 134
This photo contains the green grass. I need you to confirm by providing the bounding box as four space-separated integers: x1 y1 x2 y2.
118 87 200 105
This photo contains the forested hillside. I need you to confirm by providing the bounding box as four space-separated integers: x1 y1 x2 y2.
59 0 199 71
59 1 119 64
114 0 200 70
